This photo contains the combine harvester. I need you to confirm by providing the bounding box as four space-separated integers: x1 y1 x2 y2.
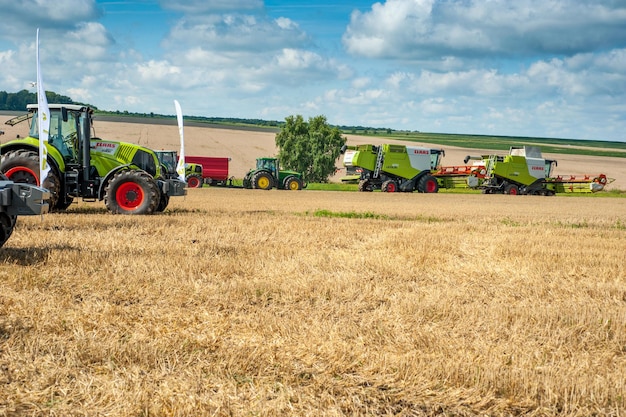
464 145 613 195
341 143 612 195
341 143 453 192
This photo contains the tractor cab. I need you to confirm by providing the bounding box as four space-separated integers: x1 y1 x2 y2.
256 157 279 178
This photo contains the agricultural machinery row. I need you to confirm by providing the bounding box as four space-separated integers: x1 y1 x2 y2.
340 143 612 195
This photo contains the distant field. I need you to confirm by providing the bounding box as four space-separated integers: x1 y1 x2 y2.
358 131 626 158
1 189 625 416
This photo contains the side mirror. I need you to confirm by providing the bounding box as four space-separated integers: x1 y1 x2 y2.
61 107 68 122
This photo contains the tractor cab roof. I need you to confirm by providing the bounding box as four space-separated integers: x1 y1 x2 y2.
5 104 93 127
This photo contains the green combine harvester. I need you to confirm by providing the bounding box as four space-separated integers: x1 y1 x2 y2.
1 104 186 214
340 144 444 192
464 146 612 195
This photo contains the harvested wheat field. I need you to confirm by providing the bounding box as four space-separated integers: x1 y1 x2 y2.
1 188 625 416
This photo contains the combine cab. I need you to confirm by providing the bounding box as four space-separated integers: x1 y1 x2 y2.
1 104 186 214
464 146 612 195
341 144 444 192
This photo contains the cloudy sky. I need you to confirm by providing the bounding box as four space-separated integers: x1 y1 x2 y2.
1 0 625 142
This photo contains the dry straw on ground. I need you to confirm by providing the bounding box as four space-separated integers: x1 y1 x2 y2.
1 189 625 416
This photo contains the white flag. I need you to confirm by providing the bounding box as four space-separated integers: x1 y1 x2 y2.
174 100 186 182
36 29 50 185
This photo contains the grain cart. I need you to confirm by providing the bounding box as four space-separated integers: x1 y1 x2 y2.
242 157 306 190
464 145 611 195
1 104 186 214
0 173 49 248
340 144 444 192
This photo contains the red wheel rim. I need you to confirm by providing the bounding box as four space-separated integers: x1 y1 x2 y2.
509 187 518 195
388 183 396 192
116 182 144 209
188 177 200 188
426 179 437 193
5 166 40 186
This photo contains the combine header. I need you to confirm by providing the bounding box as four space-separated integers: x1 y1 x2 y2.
464 146 612 195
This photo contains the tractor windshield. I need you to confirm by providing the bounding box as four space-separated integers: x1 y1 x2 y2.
256 158 277 171
30 108 79 162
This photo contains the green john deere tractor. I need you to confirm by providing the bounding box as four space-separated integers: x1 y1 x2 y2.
1 104 186 214
243 157 306 190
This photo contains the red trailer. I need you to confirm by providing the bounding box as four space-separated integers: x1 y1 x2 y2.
185 156 231 187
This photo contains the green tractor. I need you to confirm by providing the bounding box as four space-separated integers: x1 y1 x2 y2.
243 157 306 190
1 104 186 214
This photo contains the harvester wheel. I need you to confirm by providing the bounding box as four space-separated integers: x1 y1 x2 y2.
104 170 159 215
186 174 203 188
252 171 273 190
418 175 439 193
284 176 303 190
381 180 397 192
505 184 520 195
358 179 373 192
0 149 61 209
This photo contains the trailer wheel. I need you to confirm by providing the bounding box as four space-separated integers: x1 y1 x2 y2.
284 176 303 190
252 171 273 190
186 174 203 188
381 180 397 192
0 149 61 209
418 175 439 193
505 184 520 195
105 170 159 214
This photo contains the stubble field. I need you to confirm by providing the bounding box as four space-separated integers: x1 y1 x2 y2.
1 188 625 416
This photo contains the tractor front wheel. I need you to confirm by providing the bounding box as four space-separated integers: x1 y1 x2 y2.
105 170 159 214
0 174 17 248
284 176 303 190
252 171 274 190
186 174 203 188
0 149 61 209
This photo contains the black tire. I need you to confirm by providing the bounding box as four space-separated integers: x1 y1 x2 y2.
358 179 373 192
104 170 159 215
186 174 203 188
505 184 520 195
0 149 61 209
155 191 169 213
417 175 439 193
252 171 273 190
0 173 17 248
381 180 398 192
283 176 303 190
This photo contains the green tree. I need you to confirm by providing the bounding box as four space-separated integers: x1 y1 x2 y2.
275 115 346 183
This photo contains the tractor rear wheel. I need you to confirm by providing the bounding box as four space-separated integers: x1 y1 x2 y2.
104 170 159 214
418 175 439 193
0 149 61 209
358 179 373 192
284 176 303 190
186 174 203 188
252 171 273 190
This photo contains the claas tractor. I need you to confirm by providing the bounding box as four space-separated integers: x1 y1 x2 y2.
243 157 306 190
1 104 186 214
340 144 444 192
464 146 611 195
154 150 205 188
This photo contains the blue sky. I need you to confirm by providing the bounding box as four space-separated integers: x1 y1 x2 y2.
1 0 626 142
